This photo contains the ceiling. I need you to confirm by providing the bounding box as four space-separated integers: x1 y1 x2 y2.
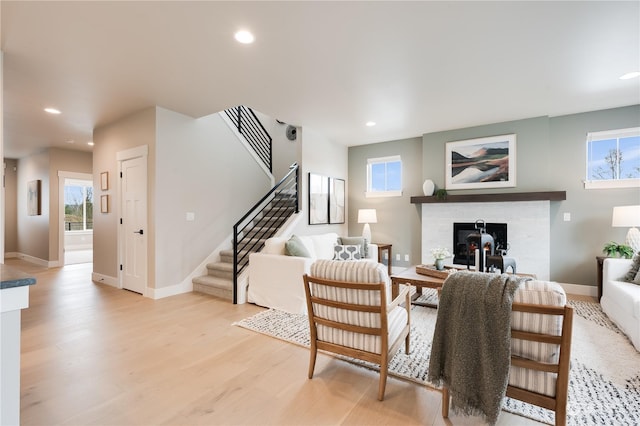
2 1 639 159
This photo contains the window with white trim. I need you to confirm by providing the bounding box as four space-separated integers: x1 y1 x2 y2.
366 155 402 197
585 127 640 189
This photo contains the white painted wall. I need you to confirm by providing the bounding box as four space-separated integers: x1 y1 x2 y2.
155 108 271 290
293 126 348 237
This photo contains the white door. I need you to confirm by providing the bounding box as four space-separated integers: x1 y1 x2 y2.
121 156 147 294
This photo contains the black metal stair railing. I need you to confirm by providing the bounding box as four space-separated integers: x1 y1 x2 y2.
232 163 299 303
225 105 272 173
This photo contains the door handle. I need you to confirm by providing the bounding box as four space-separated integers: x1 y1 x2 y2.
134 229 144 235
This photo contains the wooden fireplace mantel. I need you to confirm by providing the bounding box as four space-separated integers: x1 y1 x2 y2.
410 191 566 204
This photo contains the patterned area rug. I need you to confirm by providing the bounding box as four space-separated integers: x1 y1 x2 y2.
234 292 640 425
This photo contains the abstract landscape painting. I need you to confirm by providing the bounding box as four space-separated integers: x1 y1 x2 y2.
445 134 516 190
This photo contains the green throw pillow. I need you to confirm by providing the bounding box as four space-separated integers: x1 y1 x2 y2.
339 236 368 258
624 254 640 282
285 235 311 258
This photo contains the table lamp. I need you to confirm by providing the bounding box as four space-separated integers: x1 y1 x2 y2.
358 209 377 243
612 205 640 253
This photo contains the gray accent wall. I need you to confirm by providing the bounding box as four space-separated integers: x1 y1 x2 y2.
348 105 639 287
348 137 423 268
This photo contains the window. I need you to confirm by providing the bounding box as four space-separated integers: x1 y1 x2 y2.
366 155 402 197
64 179 94 231
585 127 640 189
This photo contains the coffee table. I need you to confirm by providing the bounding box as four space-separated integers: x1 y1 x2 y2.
391 265 448 308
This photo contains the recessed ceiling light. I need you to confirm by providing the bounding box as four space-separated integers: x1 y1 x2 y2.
44 107 61 114
366 121 376 127
619 71 640 80
234 30 255 44
87 141 94 146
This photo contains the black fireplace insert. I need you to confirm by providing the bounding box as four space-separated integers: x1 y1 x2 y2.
453 222 507 266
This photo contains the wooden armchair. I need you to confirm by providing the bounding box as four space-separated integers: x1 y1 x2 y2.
302 259 411 401
441 280 574 426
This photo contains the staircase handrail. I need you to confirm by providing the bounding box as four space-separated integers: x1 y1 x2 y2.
225 105 273 173
232 163 299 303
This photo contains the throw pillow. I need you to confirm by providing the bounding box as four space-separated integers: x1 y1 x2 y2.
634 269 640 285
333 244 362 261
339 236 368 258
624 253 640 282
285 235 311 258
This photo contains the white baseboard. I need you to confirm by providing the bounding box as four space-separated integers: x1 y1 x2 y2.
4 252 18 259
147 281 193 300
558 282 598 297
91 272 119 288
8 252 52 267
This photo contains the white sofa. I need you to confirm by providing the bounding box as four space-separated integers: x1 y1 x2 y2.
601 258 640 351
248 233 378 314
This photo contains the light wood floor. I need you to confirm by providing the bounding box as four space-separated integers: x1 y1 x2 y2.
13 258 546 426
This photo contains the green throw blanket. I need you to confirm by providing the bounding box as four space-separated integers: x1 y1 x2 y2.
427 271 530 425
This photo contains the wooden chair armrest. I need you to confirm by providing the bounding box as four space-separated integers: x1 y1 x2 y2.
388 285 411 311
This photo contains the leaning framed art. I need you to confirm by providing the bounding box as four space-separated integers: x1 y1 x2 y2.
445 134 516 190
329 178 345 224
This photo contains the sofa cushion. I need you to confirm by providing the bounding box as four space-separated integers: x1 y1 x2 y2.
309 233 339 260
339 236 368 258
624 254 640 282
333 244 362 261
285 235 312 258
263 237 287 255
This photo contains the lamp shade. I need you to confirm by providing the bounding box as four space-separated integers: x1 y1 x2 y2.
358 209 377 224
612 206 640 227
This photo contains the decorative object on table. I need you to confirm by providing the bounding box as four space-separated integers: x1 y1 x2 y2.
358 208 377 243
328 177 345 224
431 247 452 270
445 134 516 190
308 173 329 225
27 179 42 216
602 241 634 259
465 220 495 272
612 205 640 253
422 179 435 196
416 264 458 279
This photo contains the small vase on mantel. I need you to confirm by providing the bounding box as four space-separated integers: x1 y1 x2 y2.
422 179 435 196
434 258 444 271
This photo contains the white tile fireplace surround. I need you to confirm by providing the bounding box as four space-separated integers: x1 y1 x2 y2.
421 201 551 280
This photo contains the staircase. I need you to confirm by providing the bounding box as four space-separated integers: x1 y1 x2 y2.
192 191 297 300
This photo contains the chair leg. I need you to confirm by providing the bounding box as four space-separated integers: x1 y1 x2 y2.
555 403 566 426
308 344 317 379
378 362 389 401
442 386 450 418
404 332 410 355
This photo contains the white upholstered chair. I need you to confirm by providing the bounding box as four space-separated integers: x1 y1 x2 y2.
441 279 574 426
302 259 411 401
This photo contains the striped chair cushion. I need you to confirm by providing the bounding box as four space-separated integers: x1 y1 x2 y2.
508 280 567 397
309 260 398 354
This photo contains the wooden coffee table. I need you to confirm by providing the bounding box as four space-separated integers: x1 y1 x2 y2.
391 265 448 308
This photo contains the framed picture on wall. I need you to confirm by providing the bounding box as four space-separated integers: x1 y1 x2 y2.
329 178 345 224
308 173 329 225
27 180 41 216
101 195 109 213
100 171 109 190
445 134 516 190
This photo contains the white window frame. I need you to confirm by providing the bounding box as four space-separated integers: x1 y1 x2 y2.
584 127 640 190
365 155 403 198
64 179 94 232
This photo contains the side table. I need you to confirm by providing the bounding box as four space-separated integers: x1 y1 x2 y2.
374 243 392 276
596 256 607 301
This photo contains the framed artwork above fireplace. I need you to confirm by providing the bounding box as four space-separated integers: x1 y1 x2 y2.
445 134 516 190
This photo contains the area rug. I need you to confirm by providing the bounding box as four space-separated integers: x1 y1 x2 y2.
234 293 640 425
